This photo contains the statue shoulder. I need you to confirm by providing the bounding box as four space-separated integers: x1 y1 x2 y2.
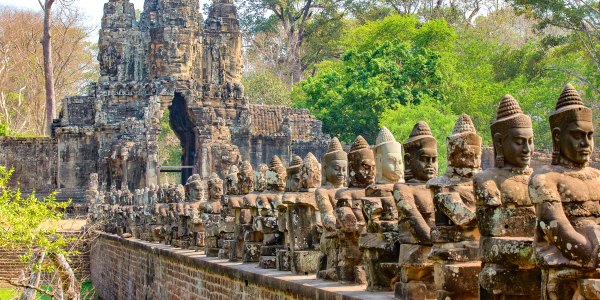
530 166 560 204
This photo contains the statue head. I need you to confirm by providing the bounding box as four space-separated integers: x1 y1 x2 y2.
550 84 594 167
286 155 304 192
373 126 404 184
207 173 223 202
447 114 482 171
322 137 348 188
404 121 438 182
348 135 375 188
301 152 321 191
225 165 240 195
266 156 286 192
185 174 205 202
238 161 254 194
253 163 268 192
491 94 534 169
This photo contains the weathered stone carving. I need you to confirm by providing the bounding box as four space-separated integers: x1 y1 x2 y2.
185 175 206 250
393 121 438 299
229 161 253 261
426 114 482 299
530 84 600 300
334 135 374 283
474 95 540 299
203 173 224 256
282 153 322 273
220 166 241 258
255 156 287 269
316 137 348 281
240 163 269 263
360 127 403 291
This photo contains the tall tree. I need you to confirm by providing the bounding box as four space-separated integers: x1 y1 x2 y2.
38 0 57 136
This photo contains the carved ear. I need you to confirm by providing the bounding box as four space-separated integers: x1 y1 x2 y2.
404 153 411 165
493 133 503 150
552 128 561 143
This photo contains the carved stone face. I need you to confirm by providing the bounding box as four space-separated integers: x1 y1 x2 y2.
350 156 375 187
267 169 286 191
286 169 302 192
497 127 534 168
187 181 204 202
209 182 223 202
325 159 347 187
447 137 481 169
378 151 403 183
408 147 438 181
555 120 594 165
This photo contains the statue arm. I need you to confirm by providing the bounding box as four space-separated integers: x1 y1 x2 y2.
532 175 599 266
316 189 336 231
474 175 502 207
435 191 476 226
395 187 430 242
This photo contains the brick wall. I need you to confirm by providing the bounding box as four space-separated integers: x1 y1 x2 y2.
91 233 392 300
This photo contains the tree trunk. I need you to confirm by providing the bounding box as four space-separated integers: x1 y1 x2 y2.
20 251 45 300
50 253 80 300
41 0 56 136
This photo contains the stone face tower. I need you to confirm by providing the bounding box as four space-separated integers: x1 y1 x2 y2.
54 0 328 199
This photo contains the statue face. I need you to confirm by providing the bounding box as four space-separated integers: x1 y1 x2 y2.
188 183 204 202
287 170 302 192
380 152 404 182
351 157 375 185
499 127 534 168
409 147 438 181
267 169 285 191
448 138 481 169
209 183 223 201
556 120 594 165
325 159 347 187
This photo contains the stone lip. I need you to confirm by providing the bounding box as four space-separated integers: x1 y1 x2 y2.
96 232 394 300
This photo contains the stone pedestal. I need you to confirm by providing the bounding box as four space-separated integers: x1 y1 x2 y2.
242 242 261 263
290 250 320 274
276 249 290 271
433 261 480 300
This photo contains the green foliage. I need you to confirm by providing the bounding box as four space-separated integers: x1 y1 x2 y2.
0 287 15 299
294 36 443 143
243 70 293 105
380 99 456 172
0 167 70 268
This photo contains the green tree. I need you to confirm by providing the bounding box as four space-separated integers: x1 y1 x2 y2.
0 167 80 299
243 70 292 105
294 37 443 143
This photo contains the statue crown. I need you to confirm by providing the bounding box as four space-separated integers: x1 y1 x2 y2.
496 94 523 120
327 137 344 153
290 155 304 168
269 155 284 170
375 126 397 146
350 135 370 153
452 114 477 135
556 83 584 110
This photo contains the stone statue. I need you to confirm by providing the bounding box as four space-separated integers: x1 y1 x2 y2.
530 84 600 300
224 165 240 195
255 156 287 268
282 153 322 274
220 166 241 259
202 173 224 256
316 137 348 281
426 114 482 299
360 127 404 291
229 161 254 261
474 95 540 299
276 155 304 271
185 174 206 250
241 163 269 263
334 135 374 283
393 121 438 299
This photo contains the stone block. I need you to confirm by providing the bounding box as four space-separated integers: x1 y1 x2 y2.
479 265 540 297
276 249 290 271
290 250 320 274
477 206 536 237
395 280 436 300
434 261 481 299
480 236 535 267
242 242 261 263
259 256 276 269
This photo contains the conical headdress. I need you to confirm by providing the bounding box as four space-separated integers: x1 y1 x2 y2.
375 126 397 147
405 121 436 148
491 94 532 136
269 155 285 173
550 84 592 129
350 135 370 153
452 114 477 135
287 155 304 173
323 137 347 165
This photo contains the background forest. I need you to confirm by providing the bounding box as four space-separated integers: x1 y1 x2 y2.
1 0 599 170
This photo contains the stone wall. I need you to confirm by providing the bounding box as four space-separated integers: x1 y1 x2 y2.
91 233 392 300
0 137 57 195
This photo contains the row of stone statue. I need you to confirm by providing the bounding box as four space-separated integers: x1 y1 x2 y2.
89 84 600 300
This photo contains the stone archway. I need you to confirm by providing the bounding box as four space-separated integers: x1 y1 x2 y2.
168 92 196 183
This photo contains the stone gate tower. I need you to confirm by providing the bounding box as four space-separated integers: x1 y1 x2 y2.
54 0 329 199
